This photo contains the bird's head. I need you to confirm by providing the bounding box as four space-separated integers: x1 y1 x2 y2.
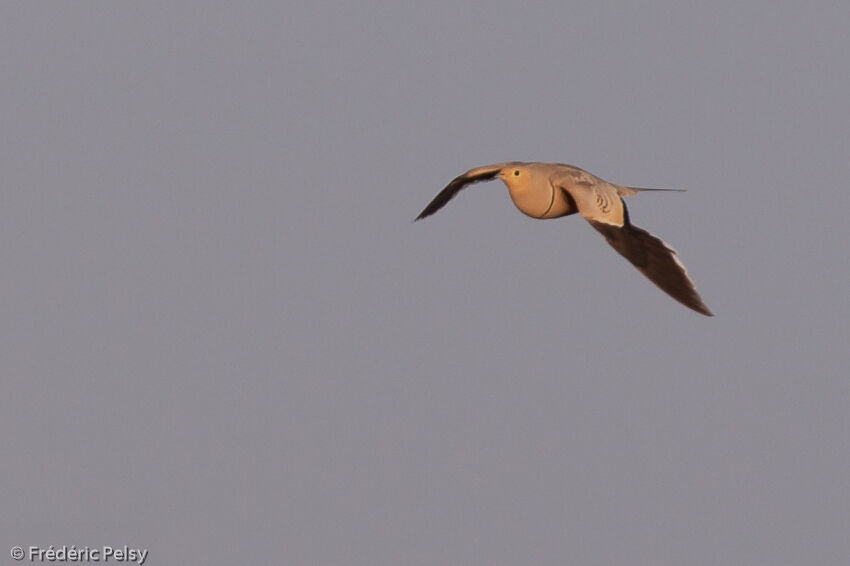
498 164 533 192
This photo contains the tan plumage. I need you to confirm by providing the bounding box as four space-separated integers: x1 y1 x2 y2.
415 162 712 316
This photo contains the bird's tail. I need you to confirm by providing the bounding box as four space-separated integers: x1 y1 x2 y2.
618 186 686 197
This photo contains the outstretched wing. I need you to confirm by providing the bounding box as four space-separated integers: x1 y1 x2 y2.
415 164 504 221
587 204 713 316
553 175 712 316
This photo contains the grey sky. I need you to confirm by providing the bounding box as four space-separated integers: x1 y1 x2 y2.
1 2 848 565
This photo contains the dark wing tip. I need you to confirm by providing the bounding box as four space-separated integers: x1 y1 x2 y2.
414 167 501 221
690 300 714 317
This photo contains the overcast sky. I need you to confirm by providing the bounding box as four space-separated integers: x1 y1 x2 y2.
2 2 848 565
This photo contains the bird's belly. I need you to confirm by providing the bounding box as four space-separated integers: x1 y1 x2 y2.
508 185 577 219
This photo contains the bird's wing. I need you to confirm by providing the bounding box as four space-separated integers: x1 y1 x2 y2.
555 177 713 316
415 164 504 221
587 212 713 316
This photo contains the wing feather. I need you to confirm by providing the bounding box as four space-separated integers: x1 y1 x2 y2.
415 165 503 221
553 175 712 315
588 203 713 316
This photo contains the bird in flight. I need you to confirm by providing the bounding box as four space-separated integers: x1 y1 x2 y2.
415 162 712 316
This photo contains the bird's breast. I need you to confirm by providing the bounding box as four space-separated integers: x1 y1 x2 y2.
506 182 577 219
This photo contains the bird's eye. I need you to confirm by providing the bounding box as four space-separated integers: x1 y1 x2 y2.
513 170 520 176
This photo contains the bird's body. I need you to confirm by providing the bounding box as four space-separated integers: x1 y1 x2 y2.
415 162 713 316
